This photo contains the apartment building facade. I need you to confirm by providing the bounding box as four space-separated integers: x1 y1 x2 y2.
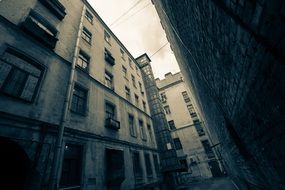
0 0 161 189
156 72 223 184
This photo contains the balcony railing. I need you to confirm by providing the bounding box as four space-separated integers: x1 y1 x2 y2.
105 117 120 130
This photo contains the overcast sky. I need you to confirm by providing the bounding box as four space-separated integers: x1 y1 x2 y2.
89 0 180 79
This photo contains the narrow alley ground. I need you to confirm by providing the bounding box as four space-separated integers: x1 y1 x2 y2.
178 177 238 190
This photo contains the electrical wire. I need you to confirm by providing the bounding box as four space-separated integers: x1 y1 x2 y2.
110 0 145 27
149 42 169 58
112 2 152 29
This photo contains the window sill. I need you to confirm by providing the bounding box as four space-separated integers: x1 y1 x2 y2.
0 91 34 103
70 109 87 117
75 65 89 73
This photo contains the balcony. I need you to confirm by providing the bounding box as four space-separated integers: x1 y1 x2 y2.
21 17 58 49
105 52 115 65
105 118 120 130
39 0 66 20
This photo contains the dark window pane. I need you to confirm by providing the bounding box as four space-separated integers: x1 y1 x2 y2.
173 138 182 150
60 144 82 188
3 68 28 97
71 85 87 114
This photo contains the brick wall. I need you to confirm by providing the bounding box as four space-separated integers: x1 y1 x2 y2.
153 0 285 189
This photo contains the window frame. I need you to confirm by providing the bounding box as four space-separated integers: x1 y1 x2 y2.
59 143 83 188
105 101 116 120
144 153 153 177
134 94 139 107
0 47 45 102
85 9 93 24
131 74 136 88
128 114 137 137
120 48 125 61
70 84 88 115
104 71 113 90
139 119 147 140
173 138 183 150
125 86 131 102
168 120 176 130
81 27 92 44
77 50 90 71
164 105 171 114
122 65 128 80
104 30 111 45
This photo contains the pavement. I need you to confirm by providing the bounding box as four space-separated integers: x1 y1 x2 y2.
177 177 238 190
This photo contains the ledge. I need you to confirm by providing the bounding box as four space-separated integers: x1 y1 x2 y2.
39 0 66 20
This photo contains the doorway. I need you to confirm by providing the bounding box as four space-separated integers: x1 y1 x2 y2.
0 137 31 190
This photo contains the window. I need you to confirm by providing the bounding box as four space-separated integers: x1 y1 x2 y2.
135 66 140 76
105 102 120 130
122 66 127 79
131 75 136 88
144 153 153 177
132 151 143 184
201 140 215 158
173 138 183 150
105 102 115 119
104 72 113 90
0 48 44 102
153 154 160 175
71 85 87 115
129 114 137 137
77 51 89 71
147 124 153 142
104 31 111 44
104 48 116 66
128 58 133 69
82 27 92 44
135 94 139 107
179 159 188 169
187 104 195 114
105 149 125 184
139 120 147 140
168 120 176 130
139 82 144 94
85 9 93 23
104 49 115 65
60 144 82 188
21 10 58 49
195 123 205 136
182 91 190 103
125 86 131 102
120 49 125 61
142 101 146 111
194 120 205 136
164 105 171 114
160 92 167 103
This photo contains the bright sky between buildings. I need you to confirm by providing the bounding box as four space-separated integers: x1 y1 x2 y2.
89 0 180 79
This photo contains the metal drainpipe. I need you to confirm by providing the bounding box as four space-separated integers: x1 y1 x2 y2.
49 4 86 190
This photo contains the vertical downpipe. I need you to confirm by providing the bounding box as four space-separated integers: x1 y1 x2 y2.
49 4 86 190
